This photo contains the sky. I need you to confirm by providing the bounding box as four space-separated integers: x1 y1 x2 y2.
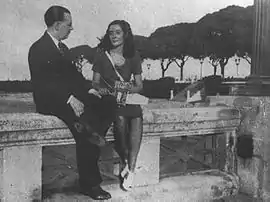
0 0 254 80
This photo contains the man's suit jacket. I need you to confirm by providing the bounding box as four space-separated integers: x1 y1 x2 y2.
28 32 91 114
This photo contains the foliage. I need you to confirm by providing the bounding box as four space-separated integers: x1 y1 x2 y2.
143 23 194 79
134 35 156 59
189 5 253 77
142 77 176 98
135 5 253 79
234 6 253 64
0 80 33 92
69 45 97 64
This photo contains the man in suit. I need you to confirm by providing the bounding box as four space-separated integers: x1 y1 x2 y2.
28 5 116 200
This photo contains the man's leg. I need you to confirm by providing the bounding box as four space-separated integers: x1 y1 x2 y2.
83 94 117 137
68 125 102 188
98 95 117 136
67 94 115 146
54 106 111 200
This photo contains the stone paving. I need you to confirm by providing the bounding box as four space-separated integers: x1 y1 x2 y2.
43 175 254 202
43 175 238 202
41 142 255 201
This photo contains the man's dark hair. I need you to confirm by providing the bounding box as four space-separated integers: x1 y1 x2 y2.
44 5 71 27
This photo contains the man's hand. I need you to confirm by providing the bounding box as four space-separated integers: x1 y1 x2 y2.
88 88 102 98
69 96 84 117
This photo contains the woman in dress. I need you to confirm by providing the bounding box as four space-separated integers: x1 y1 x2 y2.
92 20 143 191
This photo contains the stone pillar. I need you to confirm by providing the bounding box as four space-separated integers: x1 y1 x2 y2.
251 0 270 77
223 1 270 200
238 0 270 95
0 146 42 202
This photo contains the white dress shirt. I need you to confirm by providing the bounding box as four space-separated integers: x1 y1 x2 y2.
47 31 60 49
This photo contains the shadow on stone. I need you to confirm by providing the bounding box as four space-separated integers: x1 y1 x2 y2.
30 186 42 202
42 183 80 200
236 134 254 160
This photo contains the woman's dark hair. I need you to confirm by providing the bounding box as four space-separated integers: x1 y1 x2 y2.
98 20 135 58
44 5 70 27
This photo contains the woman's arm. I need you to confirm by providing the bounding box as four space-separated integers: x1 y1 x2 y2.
92 71 111 95
130 74 143 93
92 71 102 90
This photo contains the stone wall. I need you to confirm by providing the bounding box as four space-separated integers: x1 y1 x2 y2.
209 95 270 200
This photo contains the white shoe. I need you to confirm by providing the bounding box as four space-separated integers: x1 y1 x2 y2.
120 160 129 178
122 171 134 191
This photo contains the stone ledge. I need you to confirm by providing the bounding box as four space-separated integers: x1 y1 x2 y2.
0 115 239 147
0 105 240 131
0 104 240 147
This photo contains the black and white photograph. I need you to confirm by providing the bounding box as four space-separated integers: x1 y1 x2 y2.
2 0 269 201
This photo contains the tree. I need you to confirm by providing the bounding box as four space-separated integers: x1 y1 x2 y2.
135 34 175 77
134 35 153 60
208 54 220 76
149 23 194 79
190 5 253 77
233 6 253 64
173 55 189 80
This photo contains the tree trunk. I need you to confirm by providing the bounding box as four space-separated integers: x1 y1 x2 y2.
160 58 173 78
220 65 225 78
160 59 165 78
172 56 189 81
180 67 184 81
219 57 228 78
162 69 165 78
214 66 217 75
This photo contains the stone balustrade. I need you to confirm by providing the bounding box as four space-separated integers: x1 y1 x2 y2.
0 96 241 201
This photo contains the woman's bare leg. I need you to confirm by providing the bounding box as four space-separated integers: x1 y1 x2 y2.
114 116 128 164
128 116 143 172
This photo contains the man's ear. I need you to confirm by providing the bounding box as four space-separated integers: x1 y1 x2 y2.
54 21 61 31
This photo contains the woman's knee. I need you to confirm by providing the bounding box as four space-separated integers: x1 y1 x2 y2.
113 116 128 144
115 116 127 129
130 117 143 131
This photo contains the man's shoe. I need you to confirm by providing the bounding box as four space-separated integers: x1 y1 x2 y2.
80 186 112 200
120 160 129 178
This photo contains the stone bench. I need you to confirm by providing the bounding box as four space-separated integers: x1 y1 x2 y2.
0 99 241 201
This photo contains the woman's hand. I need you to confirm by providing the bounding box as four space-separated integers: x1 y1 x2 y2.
114 81 132 92
92 72 113 96
98 88 111 96
129 75 143 94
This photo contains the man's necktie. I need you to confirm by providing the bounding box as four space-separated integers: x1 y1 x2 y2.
58 41 68 55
